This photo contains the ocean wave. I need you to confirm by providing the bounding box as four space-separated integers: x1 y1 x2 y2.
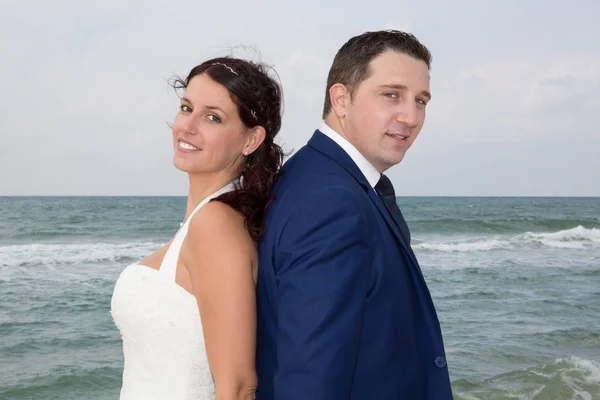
410 217 600 235
2 227 597 266
414 226 600 253
452 356 600 400
414 238 510 252
522 225 600 249
0 241 163 268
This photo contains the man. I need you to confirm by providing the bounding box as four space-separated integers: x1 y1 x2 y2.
256 30 453 399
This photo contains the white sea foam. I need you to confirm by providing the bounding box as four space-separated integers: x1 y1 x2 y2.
521 225 600 249
413 238 510 253
454 357 600 400
552 357 600 399
573 391 592 400
414 226 600 253
568 357 600 384
0 241 163 269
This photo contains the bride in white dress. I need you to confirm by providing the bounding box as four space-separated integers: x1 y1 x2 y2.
111 56 284 400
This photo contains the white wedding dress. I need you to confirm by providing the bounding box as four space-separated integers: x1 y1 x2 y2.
111 183 235 399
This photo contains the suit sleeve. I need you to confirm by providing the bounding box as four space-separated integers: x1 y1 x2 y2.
273 185 371 399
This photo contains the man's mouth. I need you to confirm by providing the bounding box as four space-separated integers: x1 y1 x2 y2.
387 133 409 141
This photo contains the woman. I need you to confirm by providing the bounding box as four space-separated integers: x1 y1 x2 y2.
111 56 283 399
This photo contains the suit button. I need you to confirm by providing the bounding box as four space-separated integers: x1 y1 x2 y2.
435 356 446 368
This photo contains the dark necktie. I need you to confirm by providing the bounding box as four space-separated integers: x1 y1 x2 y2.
375 174 411 246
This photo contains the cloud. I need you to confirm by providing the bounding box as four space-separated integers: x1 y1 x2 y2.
0 1 598 195
425 54 600 144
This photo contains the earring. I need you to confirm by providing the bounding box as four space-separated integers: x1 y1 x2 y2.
243 151 248 156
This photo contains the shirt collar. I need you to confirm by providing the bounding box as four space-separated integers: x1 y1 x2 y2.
319 121 381 189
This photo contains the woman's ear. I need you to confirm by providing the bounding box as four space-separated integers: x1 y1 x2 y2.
242 126 266 156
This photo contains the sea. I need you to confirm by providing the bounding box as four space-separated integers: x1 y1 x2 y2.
0 196 599 400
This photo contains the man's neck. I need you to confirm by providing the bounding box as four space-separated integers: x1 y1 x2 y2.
319 120 381 188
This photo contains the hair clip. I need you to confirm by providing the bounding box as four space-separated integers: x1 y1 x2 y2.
210 62 238 76
250 110 257 120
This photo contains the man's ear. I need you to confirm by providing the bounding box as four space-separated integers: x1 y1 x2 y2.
329 83 350 118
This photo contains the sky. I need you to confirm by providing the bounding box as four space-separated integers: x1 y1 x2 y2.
1 0 599 196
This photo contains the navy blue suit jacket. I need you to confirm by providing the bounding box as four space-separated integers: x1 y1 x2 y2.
256 131 453 399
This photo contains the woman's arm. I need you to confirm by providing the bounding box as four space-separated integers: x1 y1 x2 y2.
185 200 258 400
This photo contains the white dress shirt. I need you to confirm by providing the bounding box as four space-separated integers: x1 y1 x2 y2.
319 121 381 189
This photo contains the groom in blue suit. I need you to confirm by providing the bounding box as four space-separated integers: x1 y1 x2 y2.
256 30 453 399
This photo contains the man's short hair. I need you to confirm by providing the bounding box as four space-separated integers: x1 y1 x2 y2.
322 30 432 118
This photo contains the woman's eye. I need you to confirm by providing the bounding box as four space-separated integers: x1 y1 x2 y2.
207 114 221 123
384 92 398 99
180 105 192 112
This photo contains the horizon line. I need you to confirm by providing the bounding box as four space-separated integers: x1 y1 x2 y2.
2 195 599 198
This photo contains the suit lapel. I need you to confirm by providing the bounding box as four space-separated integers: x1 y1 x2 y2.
366 189 422 272
307 130 439 334
307 130 421 269
307 130 371 192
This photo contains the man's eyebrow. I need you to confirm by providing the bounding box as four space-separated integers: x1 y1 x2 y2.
377 84 432 100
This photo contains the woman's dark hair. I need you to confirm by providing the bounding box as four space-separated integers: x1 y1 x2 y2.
170 56 284 242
